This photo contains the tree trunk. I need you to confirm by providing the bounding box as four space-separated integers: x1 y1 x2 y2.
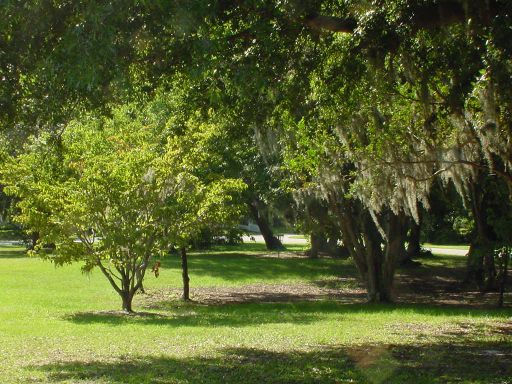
387 217 409 266
27 231 39 251
406 219 422 260
366 212 401 303
497 248 509 308
406 204 423 261
307 232 327 258
331 197 394 303
466 180 497 291
247 198 284 250
307 232 348 258
121 291 134 313
180 247 190 301
361 236 394 303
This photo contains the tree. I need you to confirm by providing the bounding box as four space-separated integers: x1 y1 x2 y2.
1 104 245 311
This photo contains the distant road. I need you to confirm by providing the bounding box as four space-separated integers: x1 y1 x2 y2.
242 234 306 245
425 247 468 256
242 234 469 256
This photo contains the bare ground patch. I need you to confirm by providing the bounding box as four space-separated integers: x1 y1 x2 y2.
141 280 367 308
395 263 512 308
140 271 512 309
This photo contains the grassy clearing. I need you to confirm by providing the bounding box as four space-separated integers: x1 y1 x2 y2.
0 244 511 383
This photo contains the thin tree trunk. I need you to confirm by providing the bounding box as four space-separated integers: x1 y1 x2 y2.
27 231 39 251
96 259 134 312
247 198 283 250
406 228 421 257
498 249 509 308
467 180 497 291
406 219 422 260
180 247 190 301
120 273 134 313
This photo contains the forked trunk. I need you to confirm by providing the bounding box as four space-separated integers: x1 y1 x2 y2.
96 257 149 313
363 227 394 303
331 198 396 303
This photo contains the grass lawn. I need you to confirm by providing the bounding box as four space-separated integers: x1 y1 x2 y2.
0 243 511 383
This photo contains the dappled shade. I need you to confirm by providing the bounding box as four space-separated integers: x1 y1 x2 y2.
33 341 512 384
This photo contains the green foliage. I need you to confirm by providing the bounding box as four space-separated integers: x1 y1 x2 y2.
1 104 246 310
452 216 474 239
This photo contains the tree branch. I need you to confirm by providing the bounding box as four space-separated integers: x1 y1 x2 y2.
305 1 502 34
97 259 122 294
304 14 356 33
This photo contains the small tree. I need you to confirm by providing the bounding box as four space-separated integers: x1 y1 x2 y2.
1 107 245 312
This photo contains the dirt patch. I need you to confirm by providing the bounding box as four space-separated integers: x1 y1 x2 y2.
140 273 512 309
394 264 512 308
140 255 511 309
141 280 367 308
252 251 311 259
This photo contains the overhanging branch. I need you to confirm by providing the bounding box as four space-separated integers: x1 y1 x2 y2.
305 14 356 33
305 1 502 34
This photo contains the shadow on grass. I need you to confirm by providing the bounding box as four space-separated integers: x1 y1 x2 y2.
0 245 27 259
64 301 334 327
160 251 356 283
32 341 512 384
64 301 512 328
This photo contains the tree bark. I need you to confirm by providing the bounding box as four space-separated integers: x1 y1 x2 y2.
406 220 422 260
365 211 400 303
497 248 509 308
466 180 497 291
27 231 39 251
330 197 395 302
305 1 502 34
180 247 190 301
247 198 284 250
121 291 134 313
385 213 409 267
307 231 327 258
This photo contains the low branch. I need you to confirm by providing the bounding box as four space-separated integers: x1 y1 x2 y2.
411 1 465 29
305 14 356 33
305 1 502 34
97 259 122 295
377 158 512 186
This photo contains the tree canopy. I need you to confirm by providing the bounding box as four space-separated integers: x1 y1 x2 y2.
1 0 511 303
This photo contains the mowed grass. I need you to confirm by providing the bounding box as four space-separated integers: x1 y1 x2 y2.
0 243 511 384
